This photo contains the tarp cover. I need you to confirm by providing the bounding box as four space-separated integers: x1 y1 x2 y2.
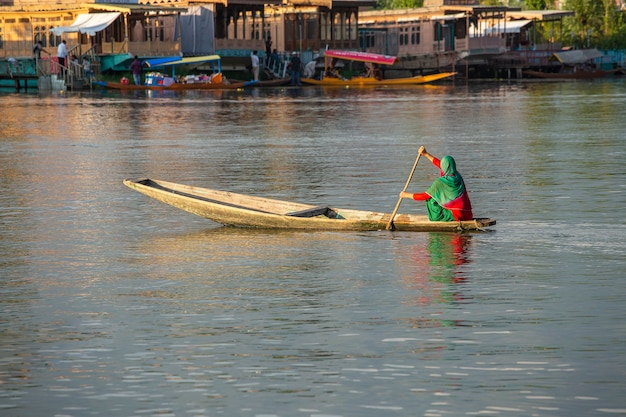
551 49 603 64
144 55 221 68
50 12 121 36
179 6 215 56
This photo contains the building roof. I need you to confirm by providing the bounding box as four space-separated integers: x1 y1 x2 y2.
508 9 574 21
50 12 121 36
79 2 188 14
290 0 376 7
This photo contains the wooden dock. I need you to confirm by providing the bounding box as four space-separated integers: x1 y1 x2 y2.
0 73 39 91
0 58 39 91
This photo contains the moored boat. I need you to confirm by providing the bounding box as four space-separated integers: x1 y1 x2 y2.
94 79 252 91
301 50 456 87
123 178 495 232
95 55 256 90
524 49 624 80
523 68 623 80
229 76 292 87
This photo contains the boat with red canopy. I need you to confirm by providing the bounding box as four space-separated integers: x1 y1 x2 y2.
301 50 456 86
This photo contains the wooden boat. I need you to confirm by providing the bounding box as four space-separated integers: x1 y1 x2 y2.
123 178 496 232
523 68 623 80
94 54 256 91
302 71 457 86
301 50 456 86
229 76 291 87
524 49 624 80
94 79 252 91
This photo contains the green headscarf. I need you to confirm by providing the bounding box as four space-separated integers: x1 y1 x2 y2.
426 156 466 207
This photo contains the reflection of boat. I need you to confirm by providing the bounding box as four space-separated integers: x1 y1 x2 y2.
95 55 256 90
301 50 456 86
524 49 623 80
123 178 495 232
230 75 292 87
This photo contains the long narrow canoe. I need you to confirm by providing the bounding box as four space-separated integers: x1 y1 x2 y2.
124 178 495 232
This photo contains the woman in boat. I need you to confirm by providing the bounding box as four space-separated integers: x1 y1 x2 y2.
399 146 473 221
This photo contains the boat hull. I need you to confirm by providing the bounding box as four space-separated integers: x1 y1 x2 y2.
230 77 291 87
124 178 495 232
94 80 252 90
523 69 623 79
301 72 456 86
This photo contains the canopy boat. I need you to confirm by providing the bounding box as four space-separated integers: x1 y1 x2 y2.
95 79 252 91
95 55 256 90
123 178 495 232
301 50 456 87
524 49 624 80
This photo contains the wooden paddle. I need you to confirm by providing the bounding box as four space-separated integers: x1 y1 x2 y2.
385 149 421 230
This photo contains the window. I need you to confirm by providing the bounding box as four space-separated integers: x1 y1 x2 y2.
34 25 48 47
434 22 442 41
363 32 376 48
320 12 330 41
412 24 420 45
49 27 60 47
333 12 342 40
399 27 408 46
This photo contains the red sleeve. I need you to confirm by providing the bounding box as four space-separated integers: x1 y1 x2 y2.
412 192 431 201
410 156 439 201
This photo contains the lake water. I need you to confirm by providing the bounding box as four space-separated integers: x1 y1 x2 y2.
1 80 625 417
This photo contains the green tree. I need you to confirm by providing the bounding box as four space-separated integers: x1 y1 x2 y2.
525 0 555 10
563 0 626 48
563 0 604 47
376 0 423 9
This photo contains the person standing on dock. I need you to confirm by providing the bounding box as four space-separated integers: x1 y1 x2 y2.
289 52 302 86
130 56 143 85
57 40 67 76
399 146 473 222
265 37 272 57
33 41 44 71
250 51 260 81
33 41 43 60
83 57 94 83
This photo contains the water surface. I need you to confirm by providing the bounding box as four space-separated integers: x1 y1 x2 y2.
1 81 625 416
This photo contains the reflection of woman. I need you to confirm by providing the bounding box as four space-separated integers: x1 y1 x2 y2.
400 146 473 221
428 233 471 285
404 233 472 311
